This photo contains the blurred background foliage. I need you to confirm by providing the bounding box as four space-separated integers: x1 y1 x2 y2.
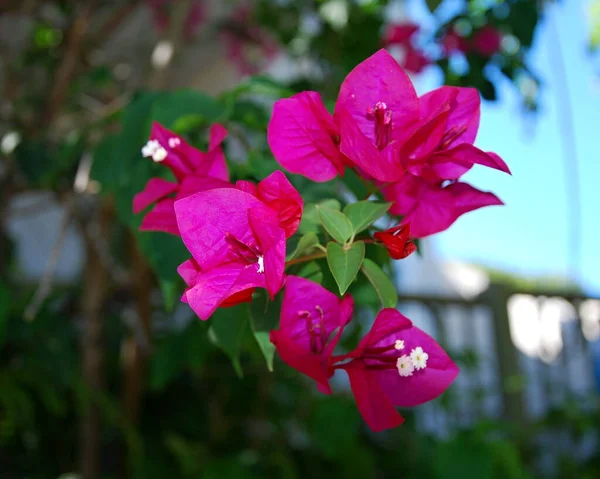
0 0 598 478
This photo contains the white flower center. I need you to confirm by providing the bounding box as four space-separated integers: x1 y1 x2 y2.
141 139 168 162
168 137 181 148
409 346 429 370
396 355 414 377
257 255 264 274
394 339 405 350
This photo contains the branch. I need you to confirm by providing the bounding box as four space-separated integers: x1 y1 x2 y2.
44 0 98 126
23 195 74 321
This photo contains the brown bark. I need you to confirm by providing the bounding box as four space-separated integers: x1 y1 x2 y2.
80 201 112 479
119 235 152 476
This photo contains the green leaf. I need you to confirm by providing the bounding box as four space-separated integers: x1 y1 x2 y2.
286 233 319 261
318 207 354 243
208 304 248 377
137 232 188 310
299 200 341 235
248 293 280 372
296 261 323 284
343 201 392 234
326 242 365 295
425 0 443 13
360 259 398 308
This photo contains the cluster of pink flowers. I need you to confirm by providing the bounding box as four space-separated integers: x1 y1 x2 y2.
134 49 508 431
271 277 458 431
269 49 510 237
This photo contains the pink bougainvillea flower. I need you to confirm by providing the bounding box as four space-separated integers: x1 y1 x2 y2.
374 223 417 260
174 171 302 320
336 49 419 150
272 296 458 432
133 122 230 235
383 174 503 237
147 0 205 40
270 276 354 393
336 309 459 432
268 49 419 183
472 25 503 57
400 86 511 181
382 23 431 74
268 91 345 182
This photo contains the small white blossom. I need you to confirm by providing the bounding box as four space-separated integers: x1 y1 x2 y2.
410 347 428 370
141 139 160 157
257 256 265 274
396 355 414 377
394 339 405 350
141 139 167 162
152 146 167 162
168 137 181 148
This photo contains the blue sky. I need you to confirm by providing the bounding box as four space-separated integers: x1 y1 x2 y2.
407 0 600 293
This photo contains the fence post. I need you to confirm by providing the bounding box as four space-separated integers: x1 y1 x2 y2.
480 282 526 423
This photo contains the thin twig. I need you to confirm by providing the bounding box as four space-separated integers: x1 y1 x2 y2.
285 252 327 267
44 0 98 126
23 196 74 321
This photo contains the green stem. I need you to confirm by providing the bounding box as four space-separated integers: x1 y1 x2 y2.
285 252 327 267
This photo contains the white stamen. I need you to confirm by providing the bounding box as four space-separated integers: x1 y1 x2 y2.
257 255 264 274
396 355 414 377
152 146 167 162
410 346 429 370
394 339 405 350
141 139 160 158
141 139 167 162
168 137 181 148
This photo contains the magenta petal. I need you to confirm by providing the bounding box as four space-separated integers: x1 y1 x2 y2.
177 175 232 199
272 276 355 392
399 107 450 164
431 144 510 178
177 258 201 286
133 177 179 213
209 123 228 149
344 360 405 432
257 170 304 237
139 198 179 235
203 149 229 182
368 330 458 406
447 182 504 217
235 180 258 197
268 92 343 182
386 175 503 237
335 49 419 145
324 295 355 358
420 87 480 146
150 122 194 179
248 208 286 298
339 109 401 182
269 329 332 393
354 308 413 354
183 261 266 320
174 188 266 270
278 276 351 351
